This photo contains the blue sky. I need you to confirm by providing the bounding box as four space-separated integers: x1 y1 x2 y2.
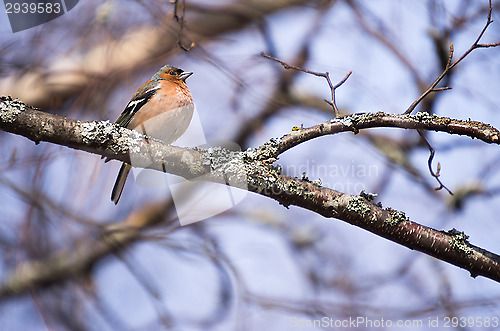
1 1 500 330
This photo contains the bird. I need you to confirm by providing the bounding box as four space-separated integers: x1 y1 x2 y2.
111 65 194 204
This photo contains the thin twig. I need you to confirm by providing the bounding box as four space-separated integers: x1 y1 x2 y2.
433 87 452 91
261 51 350 117
417 130 453 195
173 0 195 51
405 42 454 114
330 71 352 116
405 0 500 114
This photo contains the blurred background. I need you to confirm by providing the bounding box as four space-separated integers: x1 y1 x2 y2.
1 0 500 330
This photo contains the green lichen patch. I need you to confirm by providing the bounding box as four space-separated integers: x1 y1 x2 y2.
385 208 409 226
346 196 371 219
409 111 436 123
359 189 377 202
244 137 281 162
447 228 473 256
0 96 24 123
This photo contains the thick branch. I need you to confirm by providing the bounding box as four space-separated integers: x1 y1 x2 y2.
257 111 500 159
1 96 500 286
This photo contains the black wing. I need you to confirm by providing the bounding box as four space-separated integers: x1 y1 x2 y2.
114 87 158 128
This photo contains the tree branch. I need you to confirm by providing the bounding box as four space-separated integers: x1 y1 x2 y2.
260 51 351 117
405 0 500 114
0 201 175 298
265 111 500 159
1 96 500 286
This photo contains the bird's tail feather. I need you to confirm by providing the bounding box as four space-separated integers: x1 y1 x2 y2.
111 163 131 204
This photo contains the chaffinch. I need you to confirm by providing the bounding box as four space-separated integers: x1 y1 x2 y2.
111 65 194 204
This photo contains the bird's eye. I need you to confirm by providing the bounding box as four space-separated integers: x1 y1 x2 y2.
169 71 176 76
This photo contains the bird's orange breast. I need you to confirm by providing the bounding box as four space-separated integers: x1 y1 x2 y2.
128 80 194 144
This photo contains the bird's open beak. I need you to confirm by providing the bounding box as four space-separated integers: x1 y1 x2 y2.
180 71 193 81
